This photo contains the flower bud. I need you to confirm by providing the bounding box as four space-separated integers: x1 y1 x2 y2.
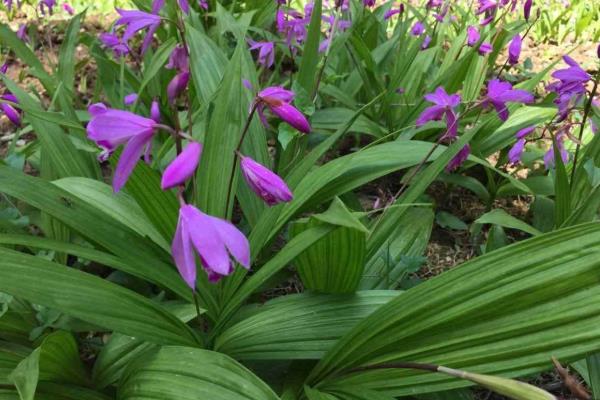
161 142 203 190
240 155 293 206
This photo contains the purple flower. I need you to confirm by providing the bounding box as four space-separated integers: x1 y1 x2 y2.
167 72 190 103
151 101 161 123
39 0 56 15
384 4 404 19
115 2 163 55
421 35 432 50
3 0 13 11
86 103 158 192
411 21 425 36
548 56 591 121
0 63 8 74
166 45 189 72
199 0 208 10
248 40 275 68
478 42 493 55
257 87 311 133
363 0 375 7
161 142 203 190
124 93 138 106
523 0 532 21
172 204 250 287
240 155 293 206
16 24 28 42
426 0 442 8
543 130 569 168
99 33 130 58
446 144 470 171
467 26 480 47
0 94 21 126
476 0 498 14
416 86 461 140
482 79 534 121
508 34 521 65
508 126 535 164
62 3 74 15
178 0 190 13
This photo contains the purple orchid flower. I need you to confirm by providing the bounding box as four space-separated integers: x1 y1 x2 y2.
384 4 404 19
508 126 535 164
99 33 130 58
161 142 203 190
523 0 532 21
0 94 21 126
421 35 432 50
240 155 293 206
508 34 521 65
62 3 74 15
151 101 161 123
426 0 442 8
115 0 163 55
16 24 28 42
257 87 311 133
3 0 13 11
86 103 159 192
199 0 208 10
172 204 250 287
467 26 480 47
543 130 569 168
166 45 189 71
39 0 56 15
482 79 534 121
363 0 375 7
446 144 471 171
167 72 190 103
124 93 138 106
178 0 190 13
248 40 275 68
478 42 493 55
411 21 425 36
0 63 8 74
547 55 591 121
416 86 461 140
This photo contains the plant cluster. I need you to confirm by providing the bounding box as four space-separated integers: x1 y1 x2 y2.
0 0 600 399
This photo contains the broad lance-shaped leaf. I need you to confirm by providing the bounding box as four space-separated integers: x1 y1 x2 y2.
291 198 368 294
215 291 399 360
307 222 600 396
0 248 199 347
118 346 280 400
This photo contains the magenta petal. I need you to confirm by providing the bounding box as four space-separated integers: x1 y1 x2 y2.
258 86 295 103
183 207 232 276
209 215 251 269
416 105 446 126
508 138 525 164
269 103 311 133
113 132 153 192
0 104 21 126
161 142 203 190
240 156 293 206
172 213 197 289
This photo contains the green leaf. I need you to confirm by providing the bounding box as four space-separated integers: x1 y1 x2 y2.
0 166 191 302
0 248 199 347
195 44 246 218
215 291 399 360
118 346 280 400
307 222 600 396
360 207 433 290
474 209 542 236
436 211 468 231
8 348 39 400
553 135 571 228
296 0 323 96
137 38 177 100
58 12 84 93
53 177 170 251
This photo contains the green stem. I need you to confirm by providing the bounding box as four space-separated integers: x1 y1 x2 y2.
119 56 126 107
570 72 600 186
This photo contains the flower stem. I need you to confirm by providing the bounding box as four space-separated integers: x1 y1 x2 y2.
312 7 340 101
224 101 259 217
570 72 600 186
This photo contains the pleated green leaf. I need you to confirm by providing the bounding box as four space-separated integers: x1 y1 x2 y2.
0 248 199 347
117 346 280 400
215 291 399 360
308 222 600 397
